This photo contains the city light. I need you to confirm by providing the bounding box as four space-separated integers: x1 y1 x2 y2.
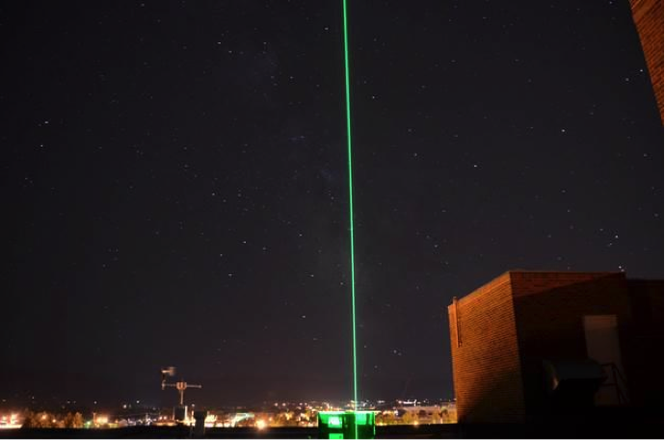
0 413 21 430
255 419 267 430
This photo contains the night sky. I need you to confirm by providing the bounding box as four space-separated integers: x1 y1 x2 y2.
1 0 662 408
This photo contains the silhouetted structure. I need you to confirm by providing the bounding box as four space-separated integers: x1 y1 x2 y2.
447 271 663 424
629 0 664 121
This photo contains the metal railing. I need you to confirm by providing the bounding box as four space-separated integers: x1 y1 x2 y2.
599 362 629 405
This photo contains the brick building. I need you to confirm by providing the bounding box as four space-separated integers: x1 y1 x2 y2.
629 0 664 121
447 271 663 424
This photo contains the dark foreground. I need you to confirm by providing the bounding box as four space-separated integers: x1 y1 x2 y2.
0 420 662 439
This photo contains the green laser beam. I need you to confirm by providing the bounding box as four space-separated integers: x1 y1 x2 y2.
341 0 360 437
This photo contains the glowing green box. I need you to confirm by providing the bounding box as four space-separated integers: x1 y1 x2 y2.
318 411 375 439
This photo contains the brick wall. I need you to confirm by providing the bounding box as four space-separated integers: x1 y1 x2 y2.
624 279 664 410
447 272 526 423
448 271 663 423
627 279 664 327
629 0 664 121
510 272 632 420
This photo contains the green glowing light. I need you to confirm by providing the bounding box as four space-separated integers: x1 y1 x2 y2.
318 411 376 439
341 0 358 417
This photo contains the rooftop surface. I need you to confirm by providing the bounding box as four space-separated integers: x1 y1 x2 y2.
2 419 662 439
